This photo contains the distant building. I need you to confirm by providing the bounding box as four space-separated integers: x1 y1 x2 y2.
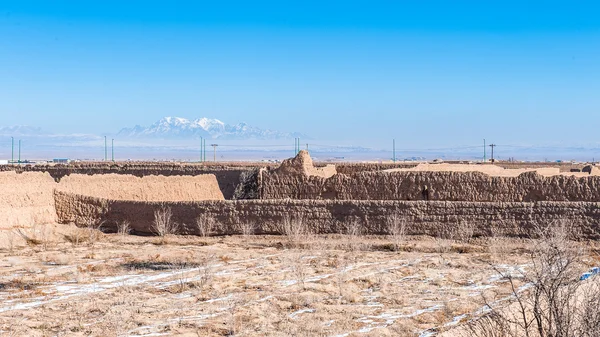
0 160 8 165
52 158 70 164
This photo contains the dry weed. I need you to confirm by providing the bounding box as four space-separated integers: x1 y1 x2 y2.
236 222 257 236
196 215 216 237
344 219 365 251
387 214 407 251
152 206 180 243
454 221 475 243
117 220 131 237
281 215 311 247
287 252 309 291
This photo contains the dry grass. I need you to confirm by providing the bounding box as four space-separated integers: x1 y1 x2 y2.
0 225 593 337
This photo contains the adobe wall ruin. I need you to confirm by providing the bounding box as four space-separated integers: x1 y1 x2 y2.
54 190 600 239
0 171 57 229
0 162 257 199
0 171 224 230
57 174 224 201
259 153 600 202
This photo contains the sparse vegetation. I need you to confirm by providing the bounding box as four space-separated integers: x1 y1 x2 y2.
387 214 407 251
463 221 599 337
0 223 597 337
151 206 180 243
280 215 311 247
236 221 257 236
117 220 131 237
196 215 216 237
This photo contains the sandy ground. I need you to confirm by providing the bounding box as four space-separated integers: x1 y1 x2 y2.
3 225 595 336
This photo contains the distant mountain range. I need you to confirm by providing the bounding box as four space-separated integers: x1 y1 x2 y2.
0 125 47 136
117 117 306 140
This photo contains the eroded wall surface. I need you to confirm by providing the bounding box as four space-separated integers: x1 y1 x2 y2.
260 170 600 202
0 172 57 228
54 190 600 239
57 174 224 201
0 163 257 199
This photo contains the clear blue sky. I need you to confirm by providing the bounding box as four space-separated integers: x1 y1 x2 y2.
0 1 599 147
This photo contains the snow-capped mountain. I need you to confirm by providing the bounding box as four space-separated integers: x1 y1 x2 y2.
117 117 306 140
0 125 47 136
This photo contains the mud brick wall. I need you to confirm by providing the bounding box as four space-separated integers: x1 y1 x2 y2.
260 171 600 202
54 190 600 239
0 163 260 199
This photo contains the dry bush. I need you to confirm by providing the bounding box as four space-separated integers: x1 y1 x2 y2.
344 219 365 251
82 217 104 246
196 215 216 237
280 215 311 247
117 220 131 237
454 220 475 243
152 206 180 243
387 214 407 251
236 221 257 236
287 252 309 291
63 228 90 246
487 223 510 263
15 224 50 250
196 253 215 292
434 223 453 257
464 221 599 337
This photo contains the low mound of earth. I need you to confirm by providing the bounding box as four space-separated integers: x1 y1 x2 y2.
57 174 224 201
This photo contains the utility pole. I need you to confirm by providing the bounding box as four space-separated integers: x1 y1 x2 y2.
393 139 396 163
211 144 218 162
11 137 14 165
18 139 21 164
104 136 107 161
203 139 206 162
306 143 308 151
483 139 486 163
200 137 203 162
111 139 114 162
489 144 496 162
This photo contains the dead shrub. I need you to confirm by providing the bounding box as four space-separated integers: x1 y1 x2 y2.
287 252 308 291
117 220 131 237
196 215 216 237
15 224 50 250
63 228 90 246
152 206 180 243
454 221 475 243
236 222 257 236
280 215 311 247
387 214 407 251
83 217 104 246
465 221 598 337
344 219 365 251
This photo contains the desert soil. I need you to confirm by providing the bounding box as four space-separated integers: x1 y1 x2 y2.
3 225 596 336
